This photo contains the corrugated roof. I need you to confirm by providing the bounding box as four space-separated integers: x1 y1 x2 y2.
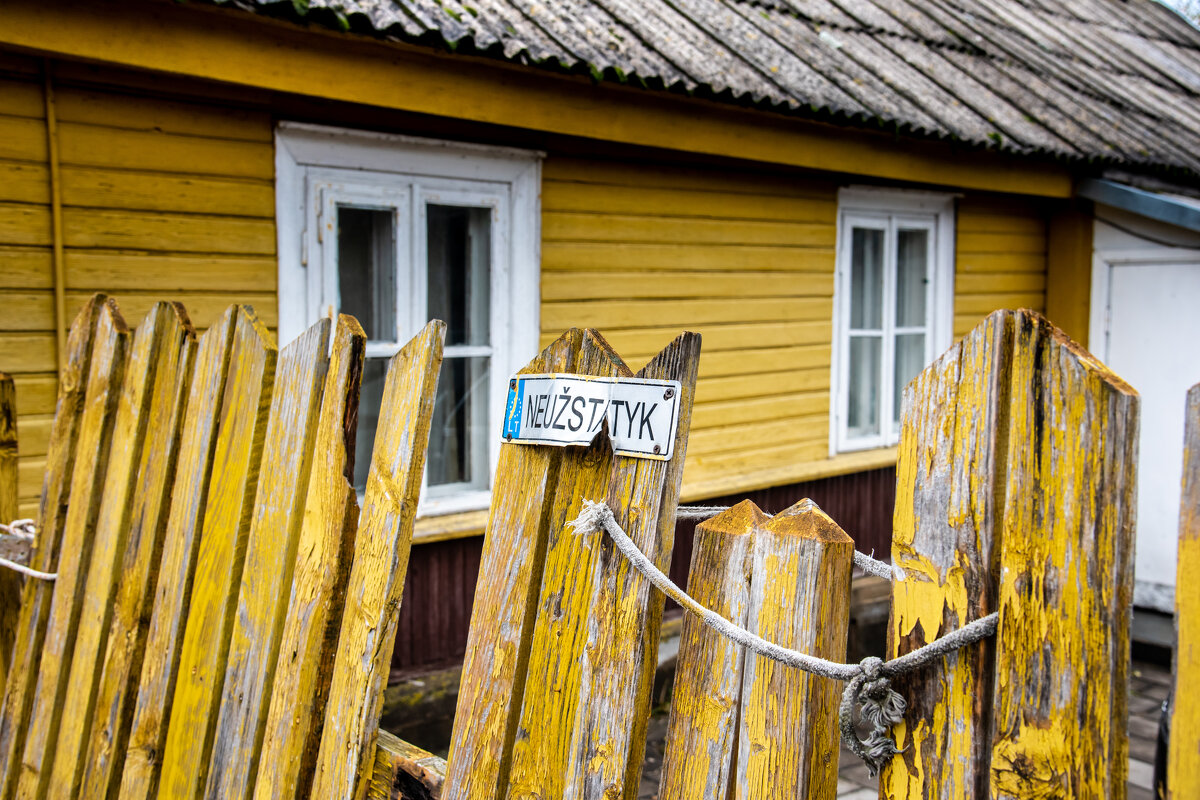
220 0 1200 177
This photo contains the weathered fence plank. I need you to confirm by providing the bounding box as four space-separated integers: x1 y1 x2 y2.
441 328 583 800
78 306 197 800
117 306 239 800
658 501 759 800
156 308 276 798
735 500 851 799
881 309 1138 800
368 731 445 800
12 300 129 800
253 315 366 800
0 374 19 691
205 318 331 800
881 312 1009 799
0 296 105 800
1171 382 1200 799
47 303 195 800
309 320 445 800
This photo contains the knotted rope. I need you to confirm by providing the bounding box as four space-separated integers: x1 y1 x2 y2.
570 500 998 776
0 519 56 581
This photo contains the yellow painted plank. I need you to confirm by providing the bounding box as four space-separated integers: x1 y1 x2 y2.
658 502 758 799
0 79 43 119
156 308 276 799
65 250 275 293
57 121 274 179
543 242 835 272
542 297 830 332
542 159 839 199
0 116 47 164
205 317 331 800
61 167 274 217
442 329 584 800
697 367 827 405
253 316 365 800
541 270 834 302
681 447 896 505
309 320 444 800
0 162 49 205
735 500 851 798
0 293 53 331
12 416 49 459
116 306 238 800
687 414 826 456
695 345 831 380
10 299 129 800
955 231 1046 254
590 321 829 357
76 306 196 800
47 303 195 800
0 335 56 374
0 52 39 77
691 391 828 430
53 87 271 142
0 374 19 695
66 291 277 331
1171 383 1200 799
0 296 106 800
541 180 835 222
16 458 44 502
988 312 1137 798
0 203 52 247
954 293 1045 316
10 377 55 417
955 252 1045 274
0 247 52 289
685 438 828 479
955 272 1046 294
955 213 1046 235
543 212 835 247
63 208 276 254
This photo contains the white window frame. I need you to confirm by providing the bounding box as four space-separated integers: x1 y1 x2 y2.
276 122 542 516
830 187 956 455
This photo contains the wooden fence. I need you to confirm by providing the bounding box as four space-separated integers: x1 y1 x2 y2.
0 305 1147 800
1171 382 1200 799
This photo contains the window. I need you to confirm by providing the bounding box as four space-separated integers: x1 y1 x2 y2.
831 188 954 453
276 123 541 514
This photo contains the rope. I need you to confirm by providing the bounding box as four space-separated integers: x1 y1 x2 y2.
573 500 998 776
0 520 55 581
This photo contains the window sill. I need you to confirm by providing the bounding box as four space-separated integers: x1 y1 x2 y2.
413 508 489 545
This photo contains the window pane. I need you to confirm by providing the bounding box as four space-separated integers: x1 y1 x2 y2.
429 356 490 490
427 205 491 347
353 357 388 492
338 206 396 341
893 333 926 425
850 227 884 330
847 335 881 438
896 228 929 328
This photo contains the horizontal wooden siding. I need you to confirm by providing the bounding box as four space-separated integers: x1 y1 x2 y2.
954 195 1048 336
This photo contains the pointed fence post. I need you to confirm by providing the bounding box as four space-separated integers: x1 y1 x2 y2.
1170 382 1200 799
881 309 1138 800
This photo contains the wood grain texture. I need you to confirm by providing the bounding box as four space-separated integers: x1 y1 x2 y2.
77 305 197 800
1171 383 1200 800
253 315 365 800
881 309 1138 800
155 307 276 800
46 303 195 800
11 299 129 800
367 731 446 800
0 374 19 691
735 500 851 800
988 311 1137 799
204 318 331 800
116 306 238 800
0 295 104 800
441 329 584 800
881 311 1010 800
658 501 760 800
309 320 444 800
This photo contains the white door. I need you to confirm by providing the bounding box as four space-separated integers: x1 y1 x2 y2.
1092 252 1200 612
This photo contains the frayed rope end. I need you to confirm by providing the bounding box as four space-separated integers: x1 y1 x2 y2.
569 500 614 535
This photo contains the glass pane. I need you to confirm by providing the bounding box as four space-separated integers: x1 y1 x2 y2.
850 227 884 330
847 335 881 438
893 333 926 425
338 206 396 341
428 356 491 489
427 205 491 347
896 228 929 328
353 357 388 492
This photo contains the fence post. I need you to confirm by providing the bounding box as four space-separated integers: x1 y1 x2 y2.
1170 382 1200 799
882 309 1138 799
0 374 19 692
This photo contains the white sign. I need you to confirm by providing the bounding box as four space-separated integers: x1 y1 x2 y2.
501 373 681 460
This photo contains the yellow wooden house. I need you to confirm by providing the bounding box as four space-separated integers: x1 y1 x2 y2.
3 0 1198 668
